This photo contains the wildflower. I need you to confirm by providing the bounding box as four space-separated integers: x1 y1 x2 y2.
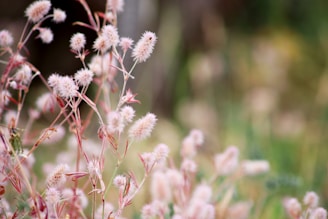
119 37 133 52
189 129 204 146
284 198 302 219
141 203 156 219
113 175 126 190
45 187 61 205
95 202 114 219
192 184 212 203
241 160 270 176
14 64 32 85
166 169 183 188
74 68 94 87
93 35 110 52
132 31 157 63
153 143 169 163
310 207 327 219
52 8 66 23
120 105 135 124
106 111 124 134
181 136 197 158
36 92 57 112
226 201 253 219
140 152 156 173
57 76 78 99
70 32 86 52
128 113 157 141
181 158 197 173
0 30 14 47
214 146 239 176
102 25 120 47
48 73 61 93
46 163 69 188
38 28 53 44
0 90 11 106
107 0 124 12
151 171 172 202
303 191 319 209
25 0 51 23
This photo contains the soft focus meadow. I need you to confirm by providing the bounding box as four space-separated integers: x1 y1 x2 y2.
0 0 328 219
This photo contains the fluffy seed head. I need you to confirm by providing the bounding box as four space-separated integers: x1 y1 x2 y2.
74 68 94 86
166 169 184 188
120 37 133 52
132 31 157 63
153 143 169 163
106 111 124 134
181 136 197 158
129 113 157 141
285 198 302 218
46 164 69 188
70 33 86 52
53 8 66 23
102 25 120 47
25 0 51 23
189 129 204 146
93 35 110 52
48 73 61 93
0 30 14 47
151 171 172 202
14 64 32 85
45 187 61 205
120 105 135 124
181 158 197 173
113 175 126 190
107 0 124 12
310 207 327 219
140 152 156 173
214 146 239 176
38 28 53 44
57 76 78 98
241 160 270 176
303 191 319 208
192 184 212 203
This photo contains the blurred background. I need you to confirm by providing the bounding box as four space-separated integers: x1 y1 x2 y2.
1 0 328 218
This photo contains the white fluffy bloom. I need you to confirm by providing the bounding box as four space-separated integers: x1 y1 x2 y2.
128 113 157 141
14 64 32 85
132 31 157 63
25 0 51 23
52 8 66 23
70 33 86 52
57 76 78 98
38 28 53 44
0 30 14 47
74 68 94 86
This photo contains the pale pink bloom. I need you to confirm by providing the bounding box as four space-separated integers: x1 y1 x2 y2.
14 64 32 85
0 30 14 47
25 0 51 23
62 188 88 209
284 198 302 219
132 31 157 63
107 0 124 12
214 146 239 176
87 159 101 179
48 73 61 93
93 35 110 52
226 201 253 219
0 90 11 106
241 160 270 176
192 184 212 203
95 202 114 219
36 92 57 112
181 136 197 158
113 175 126 190
151 171 172 202
166 169 184 188
140 152 156 173
310 207 327 219
4 110 17 125
189 129 204 146
38 28 53 43
52 8 66 23
181 158 197 173
74 68 94 86
106 111 124 134
303 191 319 208
70 32 86 52
12 53 25 64
46 163 69 188
153 143 169 163
45 187 61 205
186 200 215 219
88 53 117 77
43 125 65 144
141 204 156 219
57 76 78 98
102 25 120 47
119 37 133 52
128 113 157 141
120 105 135 124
